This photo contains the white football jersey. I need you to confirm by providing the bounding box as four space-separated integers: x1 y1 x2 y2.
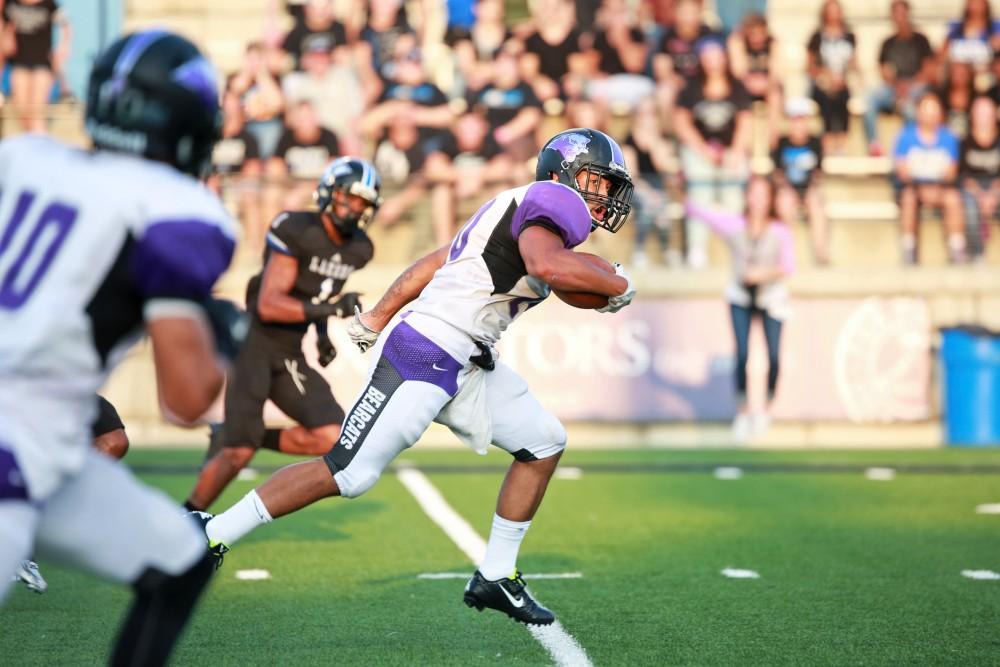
409 181 592 344
0 133 236 407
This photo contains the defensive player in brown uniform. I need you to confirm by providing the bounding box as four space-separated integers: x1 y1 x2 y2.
183 158 382 514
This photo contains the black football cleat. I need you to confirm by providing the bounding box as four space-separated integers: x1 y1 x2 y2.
185 510 229 569
463 570 556 625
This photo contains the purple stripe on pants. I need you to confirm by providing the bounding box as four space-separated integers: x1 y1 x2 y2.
382 321 463 395
0 446 29 501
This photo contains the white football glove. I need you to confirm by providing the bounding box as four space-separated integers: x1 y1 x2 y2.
596 262 636 313
347 306 381 352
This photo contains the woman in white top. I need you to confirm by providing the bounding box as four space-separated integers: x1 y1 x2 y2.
687 176 796 439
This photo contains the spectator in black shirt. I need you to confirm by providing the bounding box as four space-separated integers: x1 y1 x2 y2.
807 0 857 154
773 98 830 265
360 0 416 82
654 0 719 82
521 0 584 102
939 59 976 139
960 95 1000 260
453 0 511 93
371 114 456 246
585 0 648 76
1 0 71 133
269 100 341 208
361 37 454 141
443 111 520 200
280 0 348 70
467 40 543 162
675 38 752 268
728 13 779 103
653 0 720 128
864 0 935 156
728 12 783 147
578 0 654 111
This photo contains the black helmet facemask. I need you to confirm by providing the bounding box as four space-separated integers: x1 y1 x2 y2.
314 158 383 238
573 163 634 233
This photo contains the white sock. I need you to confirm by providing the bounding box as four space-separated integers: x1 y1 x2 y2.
478 513 531 581
206 490 272 547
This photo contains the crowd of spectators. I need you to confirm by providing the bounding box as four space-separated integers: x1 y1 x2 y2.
196 0 1000 267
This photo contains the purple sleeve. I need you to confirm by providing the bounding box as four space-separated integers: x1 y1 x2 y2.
684 201 745 238
132 219 235 301
510 181 592 248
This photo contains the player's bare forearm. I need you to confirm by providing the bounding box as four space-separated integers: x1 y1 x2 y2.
535 249 627 295
148 316 226 423
519 226 626 296
365 245 449 330
257 253 308 323
258 291 308 323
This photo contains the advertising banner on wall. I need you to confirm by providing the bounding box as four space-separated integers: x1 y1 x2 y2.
280 296 932 424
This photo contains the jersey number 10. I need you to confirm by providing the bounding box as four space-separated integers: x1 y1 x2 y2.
0 190 78 310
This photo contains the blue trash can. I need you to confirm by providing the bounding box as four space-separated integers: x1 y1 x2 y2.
941 327 1000 446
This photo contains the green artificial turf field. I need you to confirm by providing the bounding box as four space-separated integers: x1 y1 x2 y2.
2 447 999 666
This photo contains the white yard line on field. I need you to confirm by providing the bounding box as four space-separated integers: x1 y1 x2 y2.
418 572 584 580
397 467 594 667
961 569 1000 580
720 567 760 579
974 503 1000 514
864 467 896 481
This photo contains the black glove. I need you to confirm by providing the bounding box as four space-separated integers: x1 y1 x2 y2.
470 341 496 371
315 322 337 367
330 292 362 318
302 292 363 321
202 298 248 362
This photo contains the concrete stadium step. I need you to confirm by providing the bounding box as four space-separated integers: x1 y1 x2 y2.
0 101 87 145
126 2 270 74
823 176 895 202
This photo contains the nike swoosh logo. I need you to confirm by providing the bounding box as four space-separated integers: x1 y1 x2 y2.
432 363 447 371
499 584 525 608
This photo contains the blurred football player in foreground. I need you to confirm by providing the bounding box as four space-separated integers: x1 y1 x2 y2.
0 30 242 666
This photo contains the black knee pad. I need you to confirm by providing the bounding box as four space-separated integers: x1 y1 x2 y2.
220 412 266 449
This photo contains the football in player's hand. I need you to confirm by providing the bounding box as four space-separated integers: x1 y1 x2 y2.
552 253 613 310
